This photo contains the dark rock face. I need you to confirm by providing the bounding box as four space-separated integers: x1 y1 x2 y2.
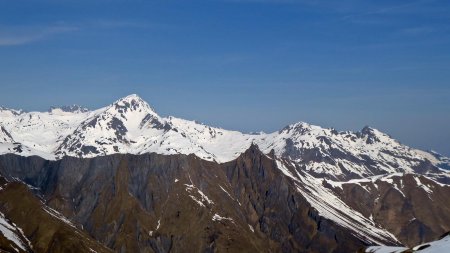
109 117 128 142
0 149 369 253
221 145 367 252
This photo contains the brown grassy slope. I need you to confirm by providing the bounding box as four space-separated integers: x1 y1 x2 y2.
0 179 113 253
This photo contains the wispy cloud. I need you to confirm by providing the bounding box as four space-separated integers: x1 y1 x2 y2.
0 24 78 46
90 19 155 29
400 26 436 36
342 0 436 21
0 19 167 46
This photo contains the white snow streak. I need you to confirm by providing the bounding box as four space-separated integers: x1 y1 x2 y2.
0 212 27 251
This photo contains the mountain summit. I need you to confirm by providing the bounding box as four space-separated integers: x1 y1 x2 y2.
111 94 157 116
0 94 449 180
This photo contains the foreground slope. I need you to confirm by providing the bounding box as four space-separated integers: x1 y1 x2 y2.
0 146 401 253
0 176 113 253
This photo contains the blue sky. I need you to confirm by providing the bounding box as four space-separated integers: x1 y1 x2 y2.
0 0 449 155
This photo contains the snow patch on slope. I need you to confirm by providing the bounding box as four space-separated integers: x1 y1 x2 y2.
185 183 214 207
0 212 28 252
212 214 233 222
276 160 400 245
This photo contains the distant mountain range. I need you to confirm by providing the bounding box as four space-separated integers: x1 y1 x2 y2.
0 94 449 252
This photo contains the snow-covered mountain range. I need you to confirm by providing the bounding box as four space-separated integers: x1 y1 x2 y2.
1 94 450 252
1 94 449 181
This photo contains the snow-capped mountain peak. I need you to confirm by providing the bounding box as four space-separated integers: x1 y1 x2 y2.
110 94 157 116
106 94 166 132
52 94 171 158
0 94 449 183
279 121 313 134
